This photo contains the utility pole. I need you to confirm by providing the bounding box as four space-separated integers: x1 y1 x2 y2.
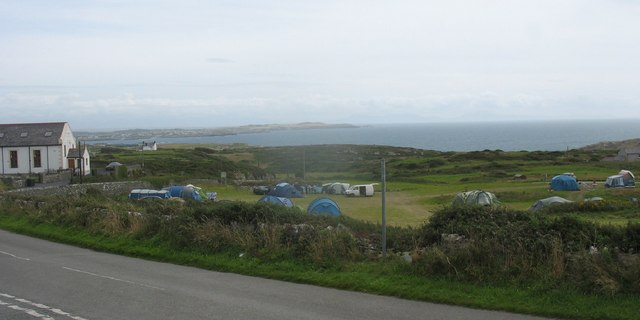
381 158 387 257
79 141 83 184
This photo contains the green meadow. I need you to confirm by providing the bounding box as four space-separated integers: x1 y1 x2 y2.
90 144 640 226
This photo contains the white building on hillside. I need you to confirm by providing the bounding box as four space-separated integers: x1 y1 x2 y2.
0 122 91 175
141 141 157 151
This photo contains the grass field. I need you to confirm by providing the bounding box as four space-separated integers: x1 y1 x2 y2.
85 144 640 226
173 176 640 228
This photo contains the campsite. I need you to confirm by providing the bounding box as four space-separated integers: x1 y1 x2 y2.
53 143 640 227
2 143 640 320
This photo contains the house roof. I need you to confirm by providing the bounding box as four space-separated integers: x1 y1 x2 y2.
0 122 68 147
67 147 88 158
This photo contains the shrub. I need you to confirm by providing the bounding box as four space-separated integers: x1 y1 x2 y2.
415 206 640 293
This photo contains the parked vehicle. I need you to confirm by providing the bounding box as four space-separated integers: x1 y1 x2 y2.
253 185 270 195
128 189 171 200
345 184 375 197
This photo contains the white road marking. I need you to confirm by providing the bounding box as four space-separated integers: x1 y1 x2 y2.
62 266 165 291
8 303 55 319
0 292 89 320
0 250 31 261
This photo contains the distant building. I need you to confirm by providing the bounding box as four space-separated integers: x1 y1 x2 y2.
617 147 640 161
141 141 157 151
0 122 90 175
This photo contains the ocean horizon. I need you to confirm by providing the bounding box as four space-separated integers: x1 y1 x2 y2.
86 120 640 152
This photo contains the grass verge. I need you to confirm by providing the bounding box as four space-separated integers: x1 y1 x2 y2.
0 213 637 320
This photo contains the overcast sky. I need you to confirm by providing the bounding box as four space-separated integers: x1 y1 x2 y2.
1 0 639 130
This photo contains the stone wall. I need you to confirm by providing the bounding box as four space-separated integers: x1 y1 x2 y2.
4 181 152 198
2 171 73 188
40 171 72 184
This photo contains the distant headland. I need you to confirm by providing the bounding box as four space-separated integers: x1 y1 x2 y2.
76 122 357 141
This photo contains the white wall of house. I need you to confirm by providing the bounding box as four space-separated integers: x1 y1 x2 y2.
1 145 65 175
82 148 91 174
48 145 63 171
60 123 76 170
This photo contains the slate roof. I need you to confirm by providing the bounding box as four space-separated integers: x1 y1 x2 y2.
67 148 81 158
0 122 67 147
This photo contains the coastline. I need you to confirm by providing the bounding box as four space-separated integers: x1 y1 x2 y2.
76 122 357 142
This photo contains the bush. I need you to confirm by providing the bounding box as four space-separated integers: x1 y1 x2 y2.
415 206 640 293
3 193 639 295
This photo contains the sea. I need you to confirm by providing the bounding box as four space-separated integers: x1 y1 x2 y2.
87 120 640 152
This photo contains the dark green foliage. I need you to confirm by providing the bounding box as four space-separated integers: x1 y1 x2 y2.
416 206 640 294
250 145 425 178
93 146 267 181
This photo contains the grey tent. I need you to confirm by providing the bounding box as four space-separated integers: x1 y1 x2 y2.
105 161 123 170
605 175 626 188
452 190 500 207
322 182 350 195
528 196 573 212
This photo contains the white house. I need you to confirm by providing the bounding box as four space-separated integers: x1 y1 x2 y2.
141 141 157 151
0 122 91 176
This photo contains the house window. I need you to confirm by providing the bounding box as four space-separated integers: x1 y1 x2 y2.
10 151 18 168
33 150 42 168
44 131 52 137
20 132 28 137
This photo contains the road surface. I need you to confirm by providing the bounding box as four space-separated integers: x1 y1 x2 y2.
0 229 554 320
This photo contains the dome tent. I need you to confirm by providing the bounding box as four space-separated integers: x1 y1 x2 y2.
550 175 580 191
322 182 350 195
528 196 573 212
452 190 500 207
258 195 294 207
163 185 203 201
307 197 341 216
618 170 635 187
268 182 304 198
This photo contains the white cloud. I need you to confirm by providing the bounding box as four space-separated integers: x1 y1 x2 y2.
1 0 640 128
3 89 637 130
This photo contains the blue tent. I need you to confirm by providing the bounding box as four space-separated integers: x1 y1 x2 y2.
258 195 294 207
307 198 341 217
163 186 203 201
268 183 304 198
550 175 580 191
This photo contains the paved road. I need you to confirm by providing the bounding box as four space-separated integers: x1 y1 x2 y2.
0 230 555 320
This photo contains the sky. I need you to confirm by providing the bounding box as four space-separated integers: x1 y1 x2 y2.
1 0 640 130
